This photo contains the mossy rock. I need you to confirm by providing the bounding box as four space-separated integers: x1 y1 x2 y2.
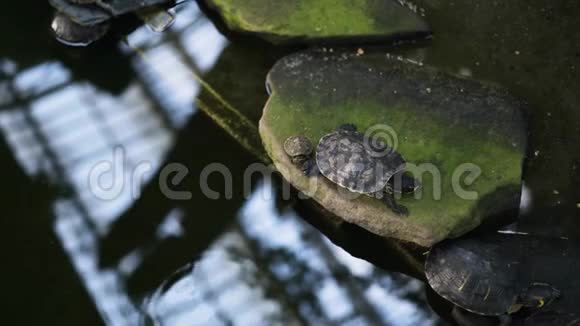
259 51 527 247
200 0 429 44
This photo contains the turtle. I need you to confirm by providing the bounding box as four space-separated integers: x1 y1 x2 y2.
283 124 420 216
425 233 563 325
49 0 176 45
50 0 176 23
49 0 113 26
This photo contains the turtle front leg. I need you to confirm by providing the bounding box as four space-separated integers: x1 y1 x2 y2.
380 191 409 216
292 156 318 177
498 315 512 326
95 0 116 14
451 307 501 326
300 158 319 177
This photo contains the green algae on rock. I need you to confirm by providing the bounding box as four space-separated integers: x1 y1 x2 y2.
200 0 430 44
259 51 527 247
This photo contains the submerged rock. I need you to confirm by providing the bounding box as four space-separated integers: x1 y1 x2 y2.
201 0 430 44
259 50 527 246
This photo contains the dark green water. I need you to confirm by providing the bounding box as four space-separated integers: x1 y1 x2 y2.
406 0 580 238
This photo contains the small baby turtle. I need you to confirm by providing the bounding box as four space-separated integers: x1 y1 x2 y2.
284 135 314 165
426 235 561 325
283 124 420 216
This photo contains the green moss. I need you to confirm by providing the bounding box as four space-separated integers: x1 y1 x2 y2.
266 98 521 232
204 0 429 43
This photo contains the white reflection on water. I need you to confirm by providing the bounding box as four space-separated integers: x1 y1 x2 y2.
0 2 225 323
145 182 439 326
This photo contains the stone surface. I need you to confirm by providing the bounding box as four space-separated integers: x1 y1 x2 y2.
201 0 429 44
259 50 527 247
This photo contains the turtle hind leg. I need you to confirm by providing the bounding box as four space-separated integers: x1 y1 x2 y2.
291 154 318 177
381 192 409 216
300 158 319 177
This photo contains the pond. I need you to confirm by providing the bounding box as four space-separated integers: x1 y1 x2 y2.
0 0 578 325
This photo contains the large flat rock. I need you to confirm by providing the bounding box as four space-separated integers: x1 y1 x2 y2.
201 0 429 44
259 50 527 247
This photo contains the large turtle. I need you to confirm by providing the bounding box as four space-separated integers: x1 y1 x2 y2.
425 232 571 325
284 124 419 216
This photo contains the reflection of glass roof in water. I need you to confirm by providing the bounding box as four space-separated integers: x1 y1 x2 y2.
0 2 440 325
146 183 439 325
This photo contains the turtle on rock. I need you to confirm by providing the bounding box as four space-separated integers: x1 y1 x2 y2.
284 124 420 216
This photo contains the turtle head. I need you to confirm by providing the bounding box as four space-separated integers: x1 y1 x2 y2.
401 173 421 194
518 283 560 310
284 135 313 161
338 123 358 132
388 172 422 194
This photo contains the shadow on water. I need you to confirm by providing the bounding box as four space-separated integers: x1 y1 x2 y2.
0 135 102 325
99 111 258 296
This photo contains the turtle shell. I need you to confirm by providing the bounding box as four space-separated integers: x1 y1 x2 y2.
50 0 111 26
49 0 172 26
425 236 520 316
315 130 404 194
101 0 174 16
